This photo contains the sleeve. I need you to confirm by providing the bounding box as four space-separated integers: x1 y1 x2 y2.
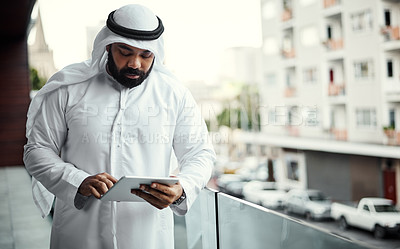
170 90 216 216
23 88 90 213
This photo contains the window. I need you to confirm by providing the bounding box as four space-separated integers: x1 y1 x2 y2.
363 205 370 212
330 110 335 128
303 106 319 127
387 60 393 78
385 9 391 26
283 34 293 52
303 67 318 84
286 160 299 181
285 72 292 87
356 109 377 128
269 110 277 125
285 68 295 87
389 109 396 129
288 106 302 126
327 25 332 39
329 68 334 83
354 60 374 79
351 9 373 32
283 0 292 10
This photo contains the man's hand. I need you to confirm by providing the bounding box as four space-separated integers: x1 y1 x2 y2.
78 172 118 199
131 182 183 210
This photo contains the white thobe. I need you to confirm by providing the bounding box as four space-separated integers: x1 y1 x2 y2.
24 70 215 249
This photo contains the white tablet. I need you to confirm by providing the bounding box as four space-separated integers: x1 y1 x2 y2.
100 176 179 202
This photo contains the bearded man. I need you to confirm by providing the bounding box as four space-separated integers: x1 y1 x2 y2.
23 4 215 249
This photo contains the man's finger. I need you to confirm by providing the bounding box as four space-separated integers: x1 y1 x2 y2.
90 185 101 199
95 181 109 194
139 185 170 202
102 172 118 183
104 179 115 189
149 183 174 196
131 189 169 209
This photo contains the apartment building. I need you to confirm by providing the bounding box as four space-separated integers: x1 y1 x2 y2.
238 0 400 203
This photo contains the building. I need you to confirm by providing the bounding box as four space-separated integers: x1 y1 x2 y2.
28 9 57 80
236 0 400 203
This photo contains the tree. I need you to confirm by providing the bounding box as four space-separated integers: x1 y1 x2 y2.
30 67 47 90
215 84 261 131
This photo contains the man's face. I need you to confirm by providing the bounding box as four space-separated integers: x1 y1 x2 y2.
107 43 155 88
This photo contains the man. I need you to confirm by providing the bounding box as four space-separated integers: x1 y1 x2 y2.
24 4 215 249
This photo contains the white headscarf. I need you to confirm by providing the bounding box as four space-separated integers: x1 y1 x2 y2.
26 4 178 217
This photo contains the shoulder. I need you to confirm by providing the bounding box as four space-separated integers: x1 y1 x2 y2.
152 70 192 103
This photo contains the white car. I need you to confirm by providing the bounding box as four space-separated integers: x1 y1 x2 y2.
331 197 400 239
284 189 332 220
242 181 286 209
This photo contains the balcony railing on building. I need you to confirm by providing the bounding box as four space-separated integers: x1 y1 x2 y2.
282 8 292 22
383 128 400 146
381 26 400 41
328 83 345 96
286 125 300 137
284 86 296 97
282 48 295 59
330 128 347 141
323 0 341 9
323 38 344 51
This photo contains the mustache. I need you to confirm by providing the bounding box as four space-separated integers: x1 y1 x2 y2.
121 67 145 77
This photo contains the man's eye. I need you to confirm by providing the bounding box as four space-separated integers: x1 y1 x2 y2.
141 52 153 59
119 50 131 56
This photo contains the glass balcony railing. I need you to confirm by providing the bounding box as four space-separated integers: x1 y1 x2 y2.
177 188 373 249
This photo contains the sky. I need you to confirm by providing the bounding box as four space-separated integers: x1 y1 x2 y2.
34 0 262 83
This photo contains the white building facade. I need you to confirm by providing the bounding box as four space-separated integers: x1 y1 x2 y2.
246 0 400 202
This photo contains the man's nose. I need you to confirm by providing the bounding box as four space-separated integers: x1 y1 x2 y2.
128 55 141 69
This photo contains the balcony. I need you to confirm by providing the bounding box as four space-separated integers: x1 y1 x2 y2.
323 39 344 51
282 8 292 22
284 86 297 97
323 0 342 17
328 83 345 96
282 48 296 59
183 188 370 249
330 128 348 141
381 26 400 42
286 125 300 136
323 0 340 8
383 128 400 146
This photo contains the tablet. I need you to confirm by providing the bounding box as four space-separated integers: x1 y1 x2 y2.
100 176 179 202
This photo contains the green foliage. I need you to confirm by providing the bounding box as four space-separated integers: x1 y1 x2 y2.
383 125 395 130
30 67 47 90
214 84 261 131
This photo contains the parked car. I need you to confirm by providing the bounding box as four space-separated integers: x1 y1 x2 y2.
284 189 331 220
331 197 400 239
242 180 286 209
216 174 248 198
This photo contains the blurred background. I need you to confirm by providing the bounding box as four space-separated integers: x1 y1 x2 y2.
1 0 400 248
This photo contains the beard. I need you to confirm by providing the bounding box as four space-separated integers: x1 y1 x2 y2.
107 49 154 89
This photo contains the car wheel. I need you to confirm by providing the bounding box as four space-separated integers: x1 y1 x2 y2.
305 212 312 221
338 216 348 230
374 225 386 239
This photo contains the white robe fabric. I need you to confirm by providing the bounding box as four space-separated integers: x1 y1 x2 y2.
23 4 215 249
